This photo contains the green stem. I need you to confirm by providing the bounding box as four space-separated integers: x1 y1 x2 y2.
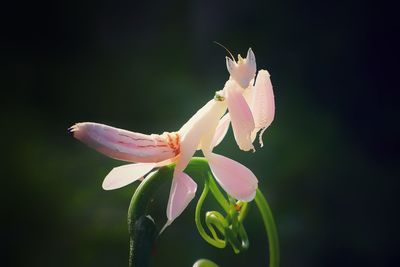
127 165 174 267
127 158 280 267
195 178 226 248
128 158 210 266
206 171 230 212
193 259 219 267
194 171 250 254
254 189 280 267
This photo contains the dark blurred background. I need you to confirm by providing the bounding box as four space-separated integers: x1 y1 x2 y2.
1 0 398 266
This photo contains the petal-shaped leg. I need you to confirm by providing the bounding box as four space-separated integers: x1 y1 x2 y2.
165 170 197 225
211 114 231 148
224 81 255 151
69 122 177 163
251 69 275 146
102 163 156 190
207 153 258 202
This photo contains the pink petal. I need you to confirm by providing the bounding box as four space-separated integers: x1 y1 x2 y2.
251 70 275 147
211 114 231 148
224 81 255 151
102 163 156 190
166 170 197 223
69 122 179 163
207 153 258 202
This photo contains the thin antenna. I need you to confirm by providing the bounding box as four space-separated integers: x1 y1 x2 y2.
213 41 235 61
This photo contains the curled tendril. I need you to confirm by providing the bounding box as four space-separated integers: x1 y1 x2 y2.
128 158 279 267
195 171 250 253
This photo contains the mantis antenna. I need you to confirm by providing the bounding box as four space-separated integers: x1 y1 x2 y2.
213 41 235 61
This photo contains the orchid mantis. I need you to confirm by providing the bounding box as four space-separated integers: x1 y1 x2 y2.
69 48 275 229
218 48 275 151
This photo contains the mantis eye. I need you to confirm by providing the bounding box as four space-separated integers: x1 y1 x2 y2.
247 48 256 63
226 57 236 73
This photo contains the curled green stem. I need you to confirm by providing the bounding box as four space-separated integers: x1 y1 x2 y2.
194 172 249 254
195 178 226 248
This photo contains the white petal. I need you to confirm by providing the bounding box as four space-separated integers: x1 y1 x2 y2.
102 163 156 190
